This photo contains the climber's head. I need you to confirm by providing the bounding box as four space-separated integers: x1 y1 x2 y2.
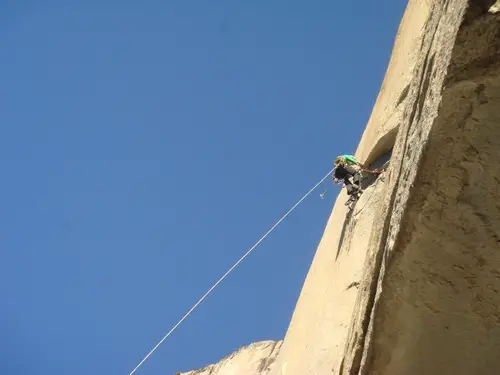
334 156 343 167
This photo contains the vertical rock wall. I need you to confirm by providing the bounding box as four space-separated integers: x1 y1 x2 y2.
176 1 500 374
268 1 433 374
344 1 500 374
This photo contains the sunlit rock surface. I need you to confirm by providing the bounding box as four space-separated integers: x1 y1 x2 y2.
177 1 500 374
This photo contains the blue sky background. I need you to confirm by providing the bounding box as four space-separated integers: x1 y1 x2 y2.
1 1 406 374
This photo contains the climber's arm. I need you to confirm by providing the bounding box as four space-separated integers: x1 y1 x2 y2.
362 166 386 174
343 154 386 174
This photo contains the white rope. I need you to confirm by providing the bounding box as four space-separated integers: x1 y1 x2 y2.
129 167 335 375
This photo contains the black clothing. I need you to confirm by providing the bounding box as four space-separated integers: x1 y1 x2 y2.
334 165 361 195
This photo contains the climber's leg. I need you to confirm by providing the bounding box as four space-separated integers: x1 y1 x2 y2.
344 178 356 195
352 171 362 191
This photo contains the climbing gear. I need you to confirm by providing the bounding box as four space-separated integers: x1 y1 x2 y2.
334 154 359 167
345 189 362 210
342 154 359 165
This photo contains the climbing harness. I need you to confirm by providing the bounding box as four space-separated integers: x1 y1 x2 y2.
128 167 335 375
332 175 361 209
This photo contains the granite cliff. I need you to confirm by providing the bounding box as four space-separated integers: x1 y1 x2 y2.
178 1 500 374
175 342 282 375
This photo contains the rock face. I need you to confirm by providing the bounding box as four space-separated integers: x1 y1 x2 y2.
176 341 282 375
177 1 500 374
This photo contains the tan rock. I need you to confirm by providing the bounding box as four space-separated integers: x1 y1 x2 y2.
273 1 500 375
345 1 500 374
489 0 500 13
176 341 282 375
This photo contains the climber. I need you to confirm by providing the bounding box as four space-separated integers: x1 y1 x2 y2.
332 154 364 196
332 154 384 196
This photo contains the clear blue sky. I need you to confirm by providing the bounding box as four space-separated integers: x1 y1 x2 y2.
1 1 406 374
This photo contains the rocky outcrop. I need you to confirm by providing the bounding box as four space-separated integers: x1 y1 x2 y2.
176 1 500 374
271 1 500 375
343 2 500 374
176 341 282 375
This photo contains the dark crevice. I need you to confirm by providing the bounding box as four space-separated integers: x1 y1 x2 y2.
364 126 399 168
346 281 360 291
339 357 345 375
258 358 268 373
350 344 364 375
409 45 435 127
416 54 436 123
258 342 280 373
396 84 410 106
362 150 392 190
444 0 451 13
463 0 497 25
336 211 354 261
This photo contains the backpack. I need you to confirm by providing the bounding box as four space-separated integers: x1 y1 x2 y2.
335 154 358 167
